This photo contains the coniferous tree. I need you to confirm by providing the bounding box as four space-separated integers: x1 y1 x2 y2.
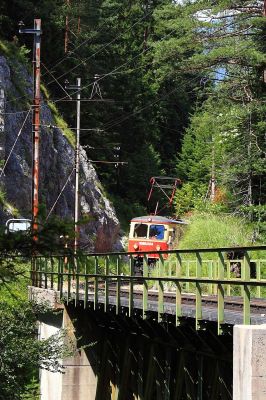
150 1 266 220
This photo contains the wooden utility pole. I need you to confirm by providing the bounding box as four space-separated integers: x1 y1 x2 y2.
19 19 42 236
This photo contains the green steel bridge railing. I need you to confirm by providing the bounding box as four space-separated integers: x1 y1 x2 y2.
31 246 266 334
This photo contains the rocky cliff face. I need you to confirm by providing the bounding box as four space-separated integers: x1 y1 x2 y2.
0 54 121 252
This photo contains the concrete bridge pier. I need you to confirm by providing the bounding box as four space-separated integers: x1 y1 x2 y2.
39 307 97 400
39 313 62 399
233 325 266 400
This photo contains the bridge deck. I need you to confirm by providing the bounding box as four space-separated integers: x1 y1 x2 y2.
62 285 266 326
31 245 266 333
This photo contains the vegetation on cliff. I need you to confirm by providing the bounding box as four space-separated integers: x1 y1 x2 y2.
0 0 265 235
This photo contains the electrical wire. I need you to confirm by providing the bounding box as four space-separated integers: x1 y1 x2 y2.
41 62 71 99
47 11 153 85
46 166 75 220
88 160 127 164
102 73 203 131
4 10 245 121
3 5 127 106
0 109 32 115
56 24 182 103
0 109 31 179
43 3 125 76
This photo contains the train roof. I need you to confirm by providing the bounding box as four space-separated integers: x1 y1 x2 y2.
130 216 188 225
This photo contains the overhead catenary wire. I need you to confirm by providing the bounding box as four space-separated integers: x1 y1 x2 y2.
3 64 145 108
3 68 202 132
46 166 75 220
5 19 205 113
0 109 31 179
0 109 32 115
41 62 71 99
56 24 182 103
88 160 127 165
3 17 207 127
3 4 129 106
57 9 260 100
47 9 154 86
3 57 149 112
5 6 259 107
101 73 203 131
46 154 126 220
41 124 104 132
43 3 125 76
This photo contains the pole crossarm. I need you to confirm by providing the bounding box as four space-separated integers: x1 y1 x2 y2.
19 28 42 35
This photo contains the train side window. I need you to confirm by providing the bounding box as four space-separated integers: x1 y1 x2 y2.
149 225 165 240
168 228 176 245
172 228 176 240
134 223 148 238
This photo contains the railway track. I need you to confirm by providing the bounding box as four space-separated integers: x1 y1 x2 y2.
64 279 266 324
69 280 266 314
107 287 266 314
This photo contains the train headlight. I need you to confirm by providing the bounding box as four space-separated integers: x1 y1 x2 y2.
156 245 161 251
133 243 139 250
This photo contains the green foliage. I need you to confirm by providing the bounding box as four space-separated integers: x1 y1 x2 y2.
174 182 205 217
111 195 147 232
0 216 75 285
0 299 69 400
179 212 257 250
0 188 6 205
165 0 266 221
0 39 30 64
239 204 266 243
0 0 194 216
0 215 77 400
0 0 265 229
47 101 75 147
20 378 40 400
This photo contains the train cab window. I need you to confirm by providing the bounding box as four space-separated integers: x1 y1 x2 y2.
149 225 165 240
168 228 176 245
134 223 148 238
172 228 176 240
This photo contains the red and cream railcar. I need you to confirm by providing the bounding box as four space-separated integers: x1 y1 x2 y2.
128 215 187 263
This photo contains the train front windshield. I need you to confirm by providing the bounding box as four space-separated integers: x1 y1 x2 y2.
133 223 165 240
134 224 148 238
149 225 165 239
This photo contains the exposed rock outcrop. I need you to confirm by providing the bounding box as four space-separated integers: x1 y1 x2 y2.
0 54 121 252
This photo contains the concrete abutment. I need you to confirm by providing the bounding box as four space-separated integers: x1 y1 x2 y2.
233 324 266 400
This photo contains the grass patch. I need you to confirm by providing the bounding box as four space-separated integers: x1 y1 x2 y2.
40 83 50 100
0 189 6 205
0 190 19 217
0 39 31 109
0 40 9 55
0 263 30 304
179 212 256 250
47 101 75 147
5 202 20 217
0 39 30 65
